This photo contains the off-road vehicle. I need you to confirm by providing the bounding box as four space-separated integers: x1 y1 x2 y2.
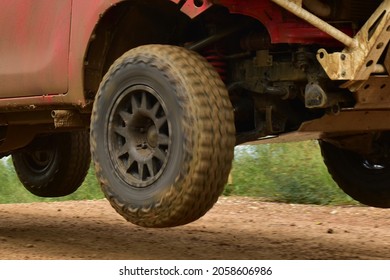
2 0 390 227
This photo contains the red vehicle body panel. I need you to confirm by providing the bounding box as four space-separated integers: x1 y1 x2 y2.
0 0 124 108
0 0 71 99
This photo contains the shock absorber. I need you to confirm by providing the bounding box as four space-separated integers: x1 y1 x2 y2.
203 49 228 83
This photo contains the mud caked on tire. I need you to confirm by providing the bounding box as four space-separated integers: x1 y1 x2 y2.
320 140 390 208
90 45 235 228
12 131 91 197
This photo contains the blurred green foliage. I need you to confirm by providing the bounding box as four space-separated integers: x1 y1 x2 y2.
0 157 104 204
0 141 357 205
225 141 358 205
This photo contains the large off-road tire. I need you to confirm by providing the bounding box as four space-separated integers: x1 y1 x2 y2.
90 44 235 228
320 140 390 207
12 131 91 197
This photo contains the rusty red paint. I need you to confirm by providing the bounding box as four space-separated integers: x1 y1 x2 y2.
212 0 350 46
172 0 348 45
181 0 213 18
42 95 54 103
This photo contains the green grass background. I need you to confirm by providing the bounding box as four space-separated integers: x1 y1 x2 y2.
0 141 357 205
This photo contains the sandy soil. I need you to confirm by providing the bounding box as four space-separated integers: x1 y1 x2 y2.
0 196 389 260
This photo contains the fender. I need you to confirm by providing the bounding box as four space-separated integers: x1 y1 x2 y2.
69 0 189 107
67 0 126 107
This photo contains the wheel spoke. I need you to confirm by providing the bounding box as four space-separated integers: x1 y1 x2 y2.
131 94 139 113
155 116 167 129
151 102 161 117
138 162 145 180
114 126 128 138
117 144 129 157
140 91 148 110
158 134 170 146
126 157 136 171
146 159 155 177
119 111 133 124
154 148 166 162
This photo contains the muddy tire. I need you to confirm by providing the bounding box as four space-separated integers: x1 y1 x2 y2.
12 131 91 197
90 45 235 228
320 140 390 208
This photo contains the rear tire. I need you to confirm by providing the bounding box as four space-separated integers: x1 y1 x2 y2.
12 131 91 197
90 45 235 228
320 139 390 207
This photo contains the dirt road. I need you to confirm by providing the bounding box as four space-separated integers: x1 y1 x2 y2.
0 196 389 260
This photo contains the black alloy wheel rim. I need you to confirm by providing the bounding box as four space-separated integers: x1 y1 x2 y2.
108 85 172 188
24 150 55 174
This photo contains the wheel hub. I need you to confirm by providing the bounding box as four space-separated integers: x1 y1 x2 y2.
147 125 158 148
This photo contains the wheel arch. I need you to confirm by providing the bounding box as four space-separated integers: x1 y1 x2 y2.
80 0 188 106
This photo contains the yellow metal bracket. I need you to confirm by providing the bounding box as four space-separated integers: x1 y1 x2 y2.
271 0 390 91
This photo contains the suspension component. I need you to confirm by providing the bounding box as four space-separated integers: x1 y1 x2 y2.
204 49 228 83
